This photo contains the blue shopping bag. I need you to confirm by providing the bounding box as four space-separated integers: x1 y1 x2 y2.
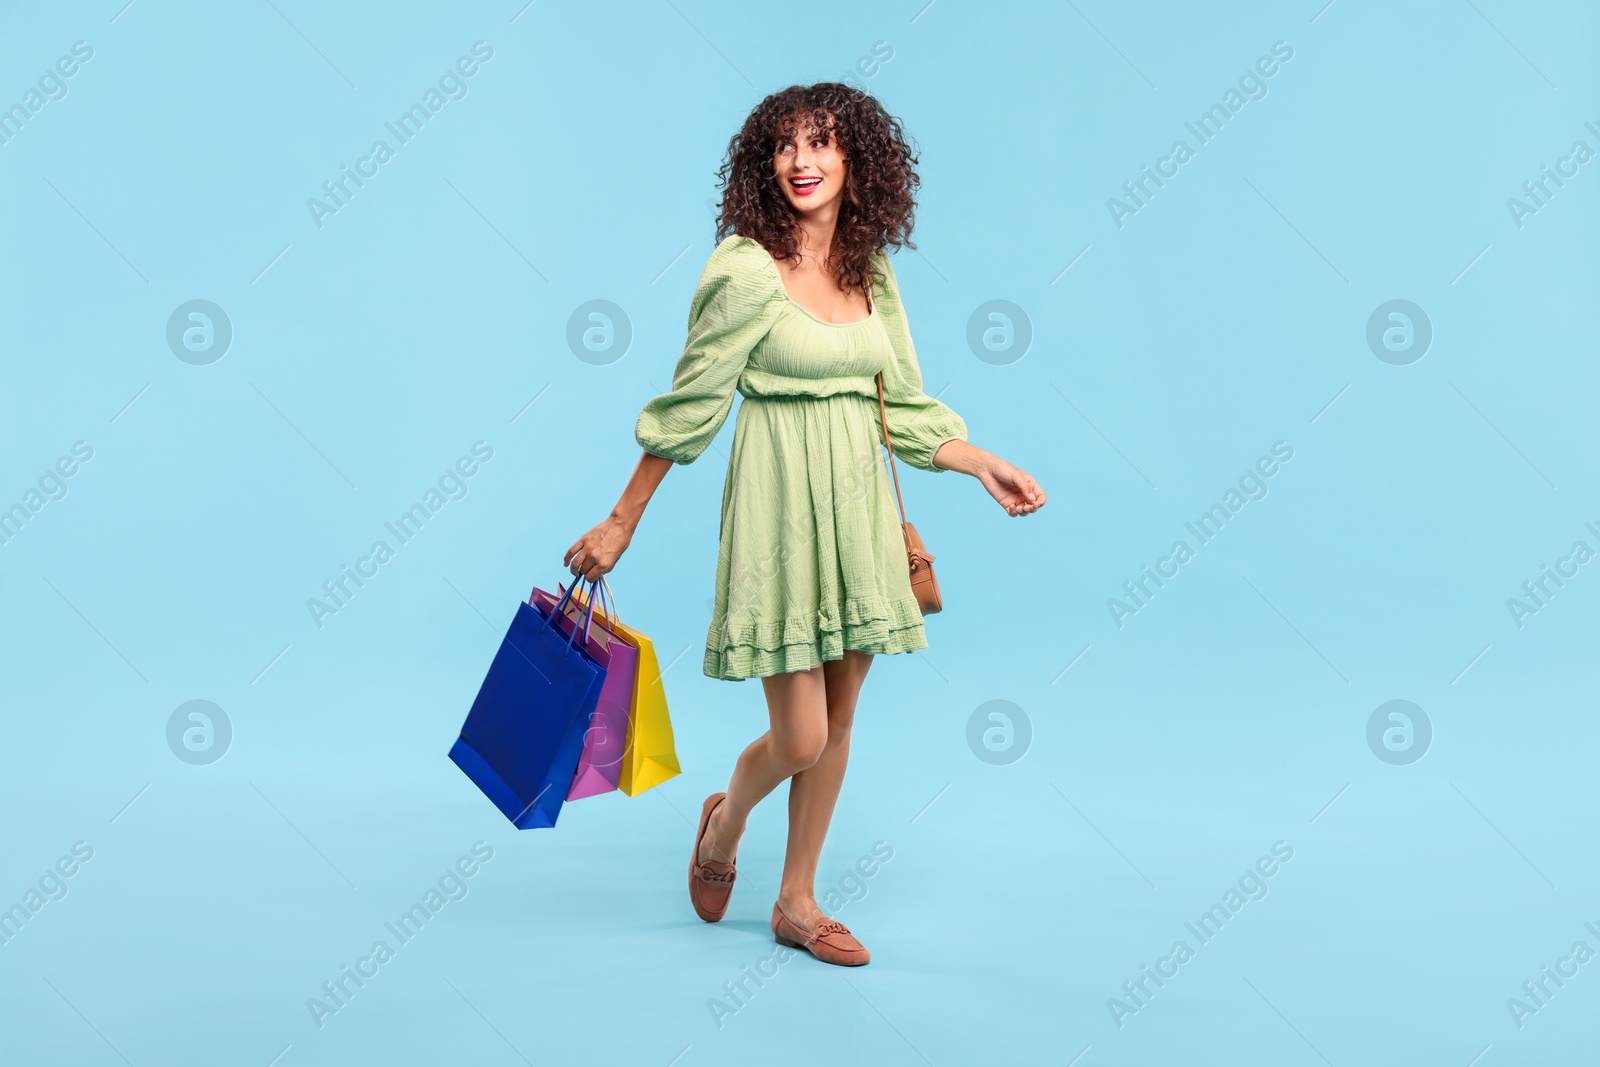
448 576 607 829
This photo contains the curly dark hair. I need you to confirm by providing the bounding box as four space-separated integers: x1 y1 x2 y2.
713 82 920 298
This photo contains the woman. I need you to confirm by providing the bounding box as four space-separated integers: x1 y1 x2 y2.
564 83 1045 966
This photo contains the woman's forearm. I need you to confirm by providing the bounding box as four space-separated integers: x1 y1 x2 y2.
931 438 992 477
611 450 674 533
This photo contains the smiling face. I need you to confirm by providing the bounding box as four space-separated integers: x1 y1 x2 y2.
772 111 847 216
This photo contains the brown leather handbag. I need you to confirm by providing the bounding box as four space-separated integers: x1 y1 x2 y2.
875 371 942 615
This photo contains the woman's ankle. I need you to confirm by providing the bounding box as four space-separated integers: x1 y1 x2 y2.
775 890 822 926
700 804 742 865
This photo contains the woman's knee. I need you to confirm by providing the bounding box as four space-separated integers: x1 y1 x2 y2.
823 672 865 738
772 725 828 770
761 665 826 767
825 700 856 740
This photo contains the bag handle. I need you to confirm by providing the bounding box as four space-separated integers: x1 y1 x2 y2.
875 371 908 527
539 574 601 655
539 577 577 621
555 574 621 630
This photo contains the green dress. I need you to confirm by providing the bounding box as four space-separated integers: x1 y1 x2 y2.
634 234 968 681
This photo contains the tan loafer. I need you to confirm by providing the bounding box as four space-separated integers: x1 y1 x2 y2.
771 902 870 966
689 793 737 922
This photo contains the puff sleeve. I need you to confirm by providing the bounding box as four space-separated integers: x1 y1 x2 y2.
634 237 780 465
869 252 968 473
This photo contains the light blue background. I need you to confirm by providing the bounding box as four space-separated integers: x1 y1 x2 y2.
2 1 1596 1064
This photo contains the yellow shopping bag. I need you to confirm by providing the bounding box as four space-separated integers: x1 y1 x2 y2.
566 581 681 796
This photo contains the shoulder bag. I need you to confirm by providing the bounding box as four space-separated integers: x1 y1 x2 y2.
875 371 942 615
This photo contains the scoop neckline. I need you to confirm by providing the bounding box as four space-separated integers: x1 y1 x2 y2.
750 239 877 328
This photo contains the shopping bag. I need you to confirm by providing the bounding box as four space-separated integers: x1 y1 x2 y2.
448 577 606 829
530 577 638 801
562 581 681 796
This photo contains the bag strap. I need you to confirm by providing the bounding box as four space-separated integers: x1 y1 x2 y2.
875 371 908 527
554 575 621 629
539 574 600 655
597 576 619 625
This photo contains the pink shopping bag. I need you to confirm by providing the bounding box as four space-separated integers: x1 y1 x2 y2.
530 577 638 801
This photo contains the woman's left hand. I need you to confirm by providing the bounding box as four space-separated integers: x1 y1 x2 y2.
977 458 1046 517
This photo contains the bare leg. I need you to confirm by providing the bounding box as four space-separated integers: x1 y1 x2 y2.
778 650 873 926
698 661 830 868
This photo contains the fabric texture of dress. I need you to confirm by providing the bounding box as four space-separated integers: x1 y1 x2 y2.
634 234 967 681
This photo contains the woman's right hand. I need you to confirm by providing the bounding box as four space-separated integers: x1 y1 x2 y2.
564 515 633 582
